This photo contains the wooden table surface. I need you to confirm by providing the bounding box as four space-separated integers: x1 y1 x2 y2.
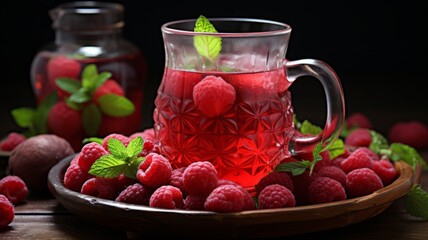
1 162 427 240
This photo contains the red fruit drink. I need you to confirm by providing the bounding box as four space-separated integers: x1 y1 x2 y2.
154 67 294 191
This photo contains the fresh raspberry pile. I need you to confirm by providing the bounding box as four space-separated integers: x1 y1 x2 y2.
63 114 402 213
0 175 29 228
0 132 26 152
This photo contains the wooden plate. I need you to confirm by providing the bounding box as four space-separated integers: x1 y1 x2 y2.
48 154 415 239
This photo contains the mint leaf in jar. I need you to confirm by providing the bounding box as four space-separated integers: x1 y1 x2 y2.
194 15 222 62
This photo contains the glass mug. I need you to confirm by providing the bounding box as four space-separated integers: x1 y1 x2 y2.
154 18 345 192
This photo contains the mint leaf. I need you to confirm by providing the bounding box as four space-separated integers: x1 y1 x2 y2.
11 108 35 128
369 130 389 154
389 143 427 168
275 160 311 176
194 15 222 61
405 185 428 220
327 138 345 159
69 89 91 103
89 136 145 179
88 155 128 178
108 138 128 159
94 72 112 89
124 156 144 179
300 120 322 135
82 64 98 90
126 136 143 158
55 78 81 94
82 103 101 136
308 143 323 174
98 94 135 117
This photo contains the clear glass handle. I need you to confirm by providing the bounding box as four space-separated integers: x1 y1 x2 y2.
286 59 345 155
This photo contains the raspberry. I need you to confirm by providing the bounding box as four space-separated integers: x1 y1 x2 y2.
372 159 398 185
345 128 372 147
346 168 384 198
116 183 153 205
331 157 346 168
149 185 184 209
291 171 318 205
47 55 81 91
47 101 85 151
216 179 254 210
353 147 379 161
64 163 91 192
137 153 172 188
193 75 236 117
184 195 206 210
316 166 347 187
204 185 245 212
77 142 108 172
388 121 428 150
217 179 239 187
138 138 160 157
340 149 373 173
346 112 372 129
0 132 26 151
109 174 137 193
130 128 156 142
169 167 186 195
92 79 124 104
183 161 218 196
255 171 294 196
80 177 118 200
0 175 29 204
308 177 346 204
0 194 14 229
258 184 295 209
102 133 131 151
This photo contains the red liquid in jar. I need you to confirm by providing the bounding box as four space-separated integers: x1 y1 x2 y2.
154 67 294 191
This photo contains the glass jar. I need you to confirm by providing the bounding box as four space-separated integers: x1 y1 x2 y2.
30 1 146 151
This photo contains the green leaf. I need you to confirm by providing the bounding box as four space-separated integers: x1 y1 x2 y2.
82 103 101 136
124 157 145 179
82 137 103 145
308 143 323 174
300 120 323 135
194 15 222 61
55 78 81 94
69 89 91 103
389 143 427 168
98 94 135 117
327 138 345 159
275 160 311 176
83 64 98 80
126 136 143 158
405 185 428 220
94 72 112 89
11 108 35 128
369 130 389 154
108 138 128 159
33 92 57 134
88 155 128 178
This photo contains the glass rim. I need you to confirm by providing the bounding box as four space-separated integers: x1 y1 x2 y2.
161 18 291 37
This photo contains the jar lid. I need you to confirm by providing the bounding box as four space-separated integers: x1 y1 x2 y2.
49 1 124 32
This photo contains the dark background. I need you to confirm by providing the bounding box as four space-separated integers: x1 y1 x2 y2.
1 1 427 137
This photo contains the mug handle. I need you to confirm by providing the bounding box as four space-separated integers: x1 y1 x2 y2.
285 59 345 155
